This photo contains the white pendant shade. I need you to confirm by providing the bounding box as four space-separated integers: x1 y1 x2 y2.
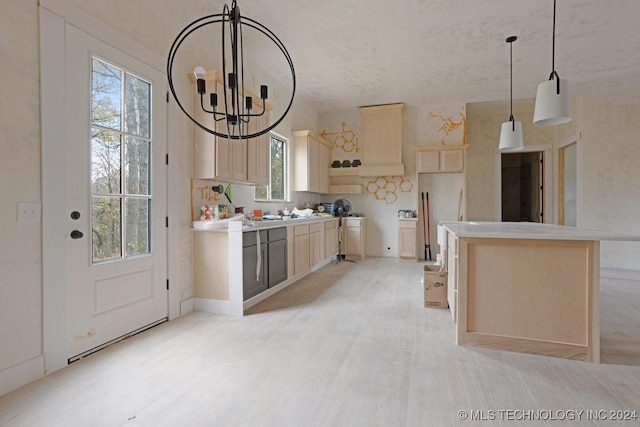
499 120 523 152
533 78 571 126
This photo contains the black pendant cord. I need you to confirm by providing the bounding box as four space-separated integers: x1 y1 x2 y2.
506 36 517 131
548 0 561 94
510 38 514 130
552 0 556 75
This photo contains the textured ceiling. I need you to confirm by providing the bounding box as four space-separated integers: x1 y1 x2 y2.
185 0 640 113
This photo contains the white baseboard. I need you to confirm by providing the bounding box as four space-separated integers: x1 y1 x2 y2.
194 298 230 315
0 355 44 397
180 298 194 315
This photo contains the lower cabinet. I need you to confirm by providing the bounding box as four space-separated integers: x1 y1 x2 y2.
242 230 268 300
293 224 310 276
267 228 287 287
309 222 323 267
324 219 338 259
243 227 288 301
398 218 417 260
446 232 458 323
342 218 366 259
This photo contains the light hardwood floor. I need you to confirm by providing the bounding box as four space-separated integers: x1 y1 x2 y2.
1 258 639 426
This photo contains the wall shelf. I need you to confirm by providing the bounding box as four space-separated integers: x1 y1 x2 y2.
329 168 359 177
328 184 362 194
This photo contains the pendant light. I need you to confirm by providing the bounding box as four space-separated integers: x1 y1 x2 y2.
499 36 523 152
533 0 571 126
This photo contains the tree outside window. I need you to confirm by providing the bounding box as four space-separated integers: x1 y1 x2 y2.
255 135 287 201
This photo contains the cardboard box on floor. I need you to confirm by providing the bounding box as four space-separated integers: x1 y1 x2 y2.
423 265 448 309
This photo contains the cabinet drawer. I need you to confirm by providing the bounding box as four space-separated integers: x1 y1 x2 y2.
294 224 309 236
268 227 287 241
309 222 322 233
243 230 267 246
398 219 418 229
343 218 362 228
325 219 337 229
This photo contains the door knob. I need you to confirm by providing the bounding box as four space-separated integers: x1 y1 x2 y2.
70 230 84 239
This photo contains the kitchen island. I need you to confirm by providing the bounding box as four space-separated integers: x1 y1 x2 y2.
441 221 640 362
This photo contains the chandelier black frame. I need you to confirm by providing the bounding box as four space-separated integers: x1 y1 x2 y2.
167 0 296 140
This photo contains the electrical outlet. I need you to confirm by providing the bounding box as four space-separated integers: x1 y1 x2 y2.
18 202 41 222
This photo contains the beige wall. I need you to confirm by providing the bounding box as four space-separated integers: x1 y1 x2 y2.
582 96 640 267
0 0 42 375
465 94 640 268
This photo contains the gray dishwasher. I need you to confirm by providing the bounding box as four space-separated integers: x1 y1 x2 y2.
242 227 287 301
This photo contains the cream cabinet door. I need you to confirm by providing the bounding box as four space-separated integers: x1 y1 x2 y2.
318 143 330 193
440 149 464 172
293 225 310 275
416 150 440 173
398 220 417 259
324 220 338 259
309 230 322 266
247 113 269 185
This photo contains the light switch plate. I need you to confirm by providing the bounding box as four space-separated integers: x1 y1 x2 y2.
18 202 41 222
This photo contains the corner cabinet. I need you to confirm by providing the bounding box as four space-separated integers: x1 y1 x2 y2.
193 71 270 185
292 130 331 193
415 145 467 173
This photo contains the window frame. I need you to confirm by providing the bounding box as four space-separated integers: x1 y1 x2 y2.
254 132 289 202
90 55 154 263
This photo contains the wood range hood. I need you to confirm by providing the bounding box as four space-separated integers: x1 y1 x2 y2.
357 103 405 177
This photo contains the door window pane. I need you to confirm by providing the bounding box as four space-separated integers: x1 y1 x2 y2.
92 196 122 261
91 128 121 194
124 74 151 138
91 59 121 130
125 136 150 195
125 198 150 257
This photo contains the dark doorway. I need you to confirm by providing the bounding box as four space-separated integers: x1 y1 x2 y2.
501 151 543 222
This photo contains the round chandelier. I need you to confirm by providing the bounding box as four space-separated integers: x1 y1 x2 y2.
167 0 296 140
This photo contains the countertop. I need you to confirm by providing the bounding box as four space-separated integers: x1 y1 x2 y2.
441 221 640 242
192 215 341 233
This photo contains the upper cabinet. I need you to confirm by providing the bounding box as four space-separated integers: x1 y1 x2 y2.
192 71 270 185
247 113 269 185
292 130 331 193
358 103 405 177
416 145 467 173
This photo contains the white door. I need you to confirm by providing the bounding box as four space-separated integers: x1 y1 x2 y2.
65 24 168 360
